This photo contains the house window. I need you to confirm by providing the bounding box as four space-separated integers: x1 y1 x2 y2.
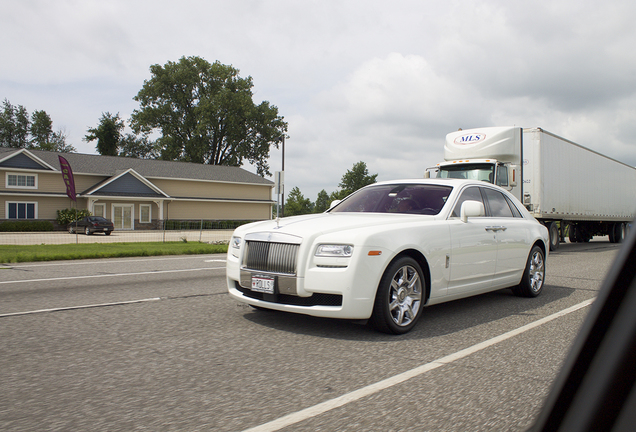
93 204 105 218
6 173 37 189
140 204 151 223
7 202 37 219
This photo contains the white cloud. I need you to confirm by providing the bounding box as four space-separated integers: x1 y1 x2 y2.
281 53 485 198
2 0 636 202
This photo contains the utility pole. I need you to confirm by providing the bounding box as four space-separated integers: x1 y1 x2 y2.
279 135 285 217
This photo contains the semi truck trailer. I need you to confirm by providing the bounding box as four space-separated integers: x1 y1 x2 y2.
426 126 636 250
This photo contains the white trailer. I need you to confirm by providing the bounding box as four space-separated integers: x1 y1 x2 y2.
427 126 636 250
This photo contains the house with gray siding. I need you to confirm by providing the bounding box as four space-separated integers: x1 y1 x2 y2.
0 148 274 230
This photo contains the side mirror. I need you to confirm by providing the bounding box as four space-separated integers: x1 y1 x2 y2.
329 200 341 210
461 200 485 223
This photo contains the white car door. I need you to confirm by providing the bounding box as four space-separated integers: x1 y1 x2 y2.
481 188 531 288
447 186 497 296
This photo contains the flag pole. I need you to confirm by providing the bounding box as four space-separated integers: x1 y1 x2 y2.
74 199 78 244
58 156 78 244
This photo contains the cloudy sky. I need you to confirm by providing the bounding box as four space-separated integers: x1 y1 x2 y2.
2 0 636 200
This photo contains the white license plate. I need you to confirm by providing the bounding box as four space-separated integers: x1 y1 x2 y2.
251 276 275 294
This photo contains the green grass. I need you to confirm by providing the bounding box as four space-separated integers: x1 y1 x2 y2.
0 242 229 264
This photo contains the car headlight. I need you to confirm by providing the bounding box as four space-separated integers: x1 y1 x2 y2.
231 236 241 258
315 244 354 257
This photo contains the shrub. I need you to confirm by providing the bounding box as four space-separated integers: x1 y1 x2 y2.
56 208 91 226
0 220 54 232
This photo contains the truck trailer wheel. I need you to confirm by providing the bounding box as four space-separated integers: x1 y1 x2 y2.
547 222 559 251
570 225 590 243
579 227 591 243
568 224 578 243
613 222 626 243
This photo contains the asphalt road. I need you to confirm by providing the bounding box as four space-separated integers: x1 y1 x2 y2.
0 239 622 431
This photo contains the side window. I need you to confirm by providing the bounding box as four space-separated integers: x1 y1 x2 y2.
496 165 508 187
504 195 523 218
483 188 514 218
451 187 484 217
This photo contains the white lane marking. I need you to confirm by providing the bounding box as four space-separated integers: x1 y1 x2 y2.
242 299 595 432
205 259 227 262
4 255 225 269
0 297 162 317
0 267 225 285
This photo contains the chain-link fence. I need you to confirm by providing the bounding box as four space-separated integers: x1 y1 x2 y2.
0 229 234 245
0 219 258 245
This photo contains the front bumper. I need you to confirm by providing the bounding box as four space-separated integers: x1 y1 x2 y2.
226 247 386 320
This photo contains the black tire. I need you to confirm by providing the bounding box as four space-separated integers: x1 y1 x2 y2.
568 224 578 243
513 245 545 297
570 225 589 243
370 257 425 334
85 227 91 235
609 223 617 243
580 226 591 242
547 222 559 251
614 222 626 243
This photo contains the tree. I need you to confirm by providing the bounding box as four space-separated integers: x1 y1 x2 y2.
314 189 330 213
278 162 377 217
85 112 158 159
30 111 75 152
48 130 76 153
0 99 75 152
329 189 349 202
118 133 159 159
339 161 378 195
85 112 124 156
130 56 287 176
0 99 29 148
284 187 313 216
30 110 53 148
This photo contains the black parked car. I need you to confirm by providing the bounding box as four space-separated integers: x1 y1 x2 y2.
68 216 114 235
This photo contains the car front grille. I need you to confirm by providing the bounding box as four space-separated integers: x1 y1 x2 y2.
243 241 299 275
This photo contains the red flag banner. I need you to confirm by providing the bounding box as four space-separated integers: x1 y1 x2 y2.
58 156 76 201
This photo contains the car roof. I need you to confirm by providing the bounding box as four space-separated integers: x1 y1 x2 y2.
369 178 499 189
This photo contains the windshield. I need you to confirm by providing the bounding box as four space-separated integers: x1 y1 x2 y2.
437 163 495 183
330 184 453 215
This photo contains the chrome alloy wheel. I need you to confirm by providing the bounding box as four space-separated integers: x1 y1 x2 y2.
388 264 423 327
528 249 545 294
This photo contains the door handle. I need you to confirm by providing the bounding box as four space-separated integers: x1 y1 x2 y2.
485 226 507 232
